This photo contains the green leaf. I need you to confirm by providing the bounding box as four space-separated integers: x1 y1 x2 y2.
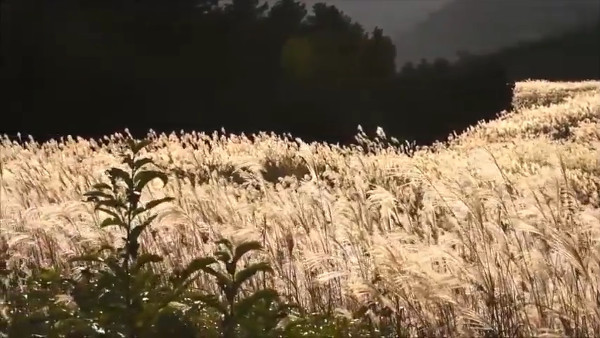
100 217 126 228
95 199 127 210
134 170 169 192
126 138 137 151
215 250 232 264
234 262 273 291
145 197 175 211
95 244 117 255
131 214 158 236
104 257 127 280
232 241 263 266
123 154 135 169
130 219 154 243
131 206 147 219
202 266 233 290
134 157 155 170
107 167 134 189
95 207 123 221
178 257 233 291
234 289 279 318
178 257 217 283
83 190 113 200
216 238 234 253
132 253 163 273
131 139 152 155
91 182 112 191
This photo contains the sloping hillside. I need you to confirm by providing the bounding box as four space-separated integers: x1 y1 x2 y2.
492 22 600 81
394 0 600 65
1 81 600 336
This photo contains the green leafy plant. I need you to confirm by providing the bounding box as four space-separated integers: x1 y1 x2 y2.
184 238 288 338
59 137 212 337
0 267 88 337
62 137 293 338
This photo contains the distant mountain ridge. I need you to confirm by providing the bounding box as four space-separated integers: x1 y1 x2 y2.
394 0 600 66
492 20 600 81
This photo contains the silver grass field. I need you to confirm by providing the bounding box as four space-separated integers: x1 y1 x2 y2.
1 80 600 337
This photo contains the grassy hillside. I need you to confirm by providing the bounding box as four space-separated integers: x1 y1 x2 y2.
1 80 600 336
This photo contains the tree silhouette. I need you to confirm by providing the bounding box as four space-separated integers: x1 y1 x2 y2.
0 0 541 146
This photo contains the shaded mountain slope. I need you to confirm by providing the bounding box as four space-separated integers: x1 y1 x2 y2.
394 0 600 65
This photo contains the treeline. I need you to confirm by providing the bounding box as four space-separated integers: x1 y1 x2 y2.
2 0 590 146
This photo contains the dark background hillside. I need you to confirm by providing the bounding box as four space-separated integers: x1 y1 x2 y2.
394 0 600 66
1 0 598 146
492 21 600 82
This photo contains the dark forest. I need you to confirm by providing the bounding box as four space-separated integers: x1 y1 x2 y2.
1 0 599 145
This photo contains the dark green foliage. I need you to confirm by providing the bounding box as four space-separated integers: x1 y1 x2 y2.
182 238 288 338
1 0 519 147
0 268 85 337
